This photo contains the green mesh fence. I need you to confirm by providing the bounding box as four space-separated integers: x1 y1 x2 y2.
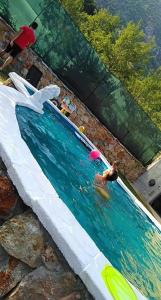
0 0 161 165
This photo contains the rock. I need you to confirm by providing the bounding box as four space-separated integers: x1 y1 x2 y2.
80 115 89 123
117 150 125 160
6 266 77 300
41 245 64 274
0 176 17 218
60 292 81 300
0 212 44 267
0 246 31 297
11 196 29 217
0 176 14 196
0 158 7 175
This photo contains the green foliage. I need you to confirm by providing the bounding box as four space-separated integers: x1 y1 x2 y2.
79 9 119 65
79 12 154 81
127 70 161 129
96 0 161 66
60 0 161 130
109 22 154 80
60 0 84 24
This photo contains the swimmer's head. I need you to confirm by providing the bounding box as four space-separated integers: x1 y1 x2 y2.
104 161 119 182
106 170 118 181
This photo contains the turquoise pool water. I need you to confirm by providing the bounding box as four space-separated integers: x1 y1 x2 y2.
16 103 161 299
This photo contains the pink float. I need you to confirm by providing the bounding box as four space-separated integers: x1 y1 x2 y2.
89 149 101 160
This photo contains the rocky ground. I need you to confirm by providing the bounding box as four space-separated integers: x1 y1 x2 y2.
0 158 93 300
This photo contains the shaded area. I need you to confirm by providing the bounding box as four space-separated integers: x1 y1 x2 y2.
0 0 161 164
151 195 161 217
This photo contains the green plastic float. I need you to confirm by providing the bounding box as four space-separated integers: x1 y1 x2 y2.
101 265 138 300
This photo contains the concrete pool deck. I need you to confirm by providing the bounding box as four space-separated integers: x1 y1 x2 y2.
0 74 156 299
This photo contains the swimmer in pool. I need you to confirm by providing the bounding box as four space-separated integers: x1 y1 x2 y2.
94 161 118 199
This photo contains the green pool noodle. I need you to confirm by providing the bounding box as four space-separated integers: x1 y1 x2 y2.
101 265 138 300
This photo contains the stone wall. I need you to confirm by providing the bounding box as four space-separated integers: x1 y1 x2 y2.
0 18 145 182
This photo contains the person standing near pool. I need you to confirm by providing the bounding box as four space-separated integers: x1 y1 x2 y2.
0 22 38 70
94 161 118 199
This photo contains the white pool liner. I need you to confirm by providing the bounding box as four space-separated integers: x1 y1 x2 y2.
0 72 151 299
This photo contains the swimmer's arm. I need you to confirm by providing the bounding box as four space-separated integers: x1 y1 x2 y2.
103 161 118 176
94 174 101 185
95 174 104 181
103 169 110 176
94 174 106 187
103 167 115 177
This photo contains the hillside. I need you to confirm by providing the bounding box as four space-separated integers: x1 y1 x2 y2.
96 0 161 66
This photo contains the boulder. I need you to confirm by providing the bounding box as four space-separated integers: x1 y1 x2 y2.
0 212 44 267
41 245 64 274
0 246 30 297
0 176 17 218
59 292 81 300
0 158 7 175
6 266 77 300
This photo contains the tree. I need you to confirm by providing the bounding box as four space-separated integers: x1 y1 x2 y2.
109 22 154 81
79 11 154 82
79 9 119 63
60 0 161 129
127 69 161 129
96 0 161 67
60 0 84 24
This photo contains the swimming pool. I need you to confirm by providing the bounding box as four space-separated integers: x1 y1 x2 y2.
16 102 161 300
